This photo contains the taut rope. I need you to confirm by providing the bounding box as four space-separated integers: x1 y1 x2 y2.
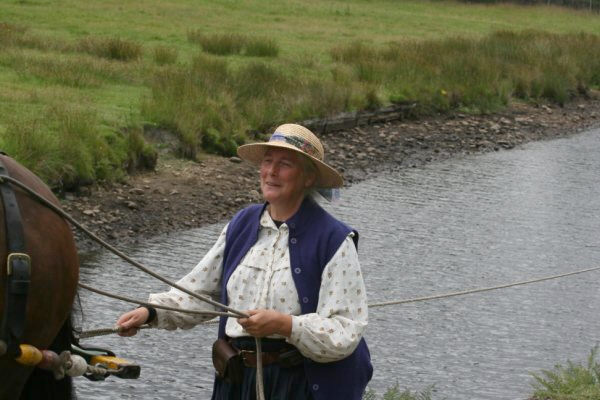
80 264 600 337
368 264 600 308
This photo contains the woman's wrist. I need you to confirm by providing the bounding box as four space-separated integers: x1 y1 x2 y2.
138 305 157 324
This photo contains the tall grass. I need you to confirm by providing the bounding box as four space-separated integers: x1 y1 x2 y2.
0 50 142 87
331 30 600 112
0 104 155 189
141 55 360 158
530 346 600 400
188 30 279 57
142 30 600 160
153 45 178 65
76 36 143 61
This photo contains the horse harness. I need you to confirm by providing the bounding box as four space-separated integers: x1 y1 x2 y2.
0 154 31 358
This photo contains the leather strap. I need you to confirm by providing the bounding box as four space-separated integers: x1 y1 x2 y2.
0 156 30 357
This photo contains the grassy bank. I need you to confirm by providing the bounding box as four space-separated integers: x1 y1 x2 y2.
0 0 599 188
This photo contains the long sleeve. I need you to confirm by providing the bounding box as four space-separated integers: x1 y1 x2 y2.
287 235 368 363
148 224 228 330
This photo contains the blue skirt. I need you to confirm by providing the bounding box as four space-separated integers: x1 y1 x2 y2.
211 338 313 400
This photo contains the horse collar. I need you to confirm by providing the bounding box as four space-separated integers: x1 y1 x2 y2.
0 156 31 358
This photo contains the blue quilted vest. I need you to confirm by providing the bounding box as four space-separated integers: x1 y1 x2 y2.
217 197 373 400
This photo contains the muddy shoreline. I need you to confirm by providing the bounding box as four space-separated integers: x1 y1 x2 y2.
63 97 600 253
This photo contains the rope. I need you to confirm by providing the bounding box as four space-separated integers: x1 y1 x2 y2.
78 282 240 319
0 174 267 400
368 265 600 308
80 264 600 337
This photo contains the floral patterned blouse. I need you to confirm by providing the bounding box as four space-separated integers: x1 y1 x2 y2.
148 209 368 362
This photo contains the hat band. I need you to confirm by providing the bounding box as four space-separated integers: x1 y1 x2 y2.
269 132 321 160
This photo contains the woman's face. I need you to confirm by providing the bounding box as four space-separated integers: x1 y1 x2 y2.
260 148 314 207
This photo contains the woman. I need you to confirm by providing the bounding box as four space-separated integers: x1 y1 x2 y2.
117 123 373 400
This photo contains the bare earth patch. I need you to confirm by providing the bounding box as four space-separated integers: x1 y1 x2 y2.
63 97 600 252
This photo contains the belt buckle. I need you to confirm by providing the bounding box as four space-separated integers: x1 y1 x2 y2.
240 349 255 367
7 253 31 276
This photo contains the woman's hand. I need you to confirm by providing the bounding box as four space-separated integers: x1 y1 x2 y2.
116 307 149 337
237 309 292 338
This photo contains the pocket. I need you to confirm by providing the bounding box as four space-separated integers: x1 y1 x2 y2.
212 338 243 385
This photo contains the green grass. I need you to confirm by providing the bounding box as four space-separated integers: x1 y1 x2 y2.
0 0 599 188
530 346 600 400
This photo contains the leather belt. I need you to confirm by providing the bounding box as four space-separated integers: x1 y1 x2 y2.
240 350 283 367
240 348 304 368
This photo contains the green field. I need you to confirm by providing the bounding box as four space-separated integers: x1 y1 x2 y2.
1 0 599 188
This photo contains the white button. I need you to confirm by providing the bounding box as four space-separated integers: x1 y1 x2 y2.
290 238 297 244
294 267 301 274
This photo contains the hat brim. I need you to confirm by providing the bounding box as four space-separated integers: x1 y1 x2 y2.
237 142 344 188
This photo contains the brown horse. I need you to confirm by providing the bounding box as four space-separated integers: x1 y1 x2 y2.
0 154 79 400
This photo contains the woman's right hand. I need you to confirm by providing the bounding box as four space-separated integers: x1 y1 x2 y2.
116 307 149 337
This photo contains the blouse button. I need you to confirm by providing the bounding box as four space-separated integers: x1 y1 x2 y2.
302 297 309 304
294 267 301 274
312 384 319 391
290 237 297 244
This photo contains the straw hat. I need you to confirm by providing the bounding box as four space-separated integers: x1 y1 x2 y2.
237 124 343 188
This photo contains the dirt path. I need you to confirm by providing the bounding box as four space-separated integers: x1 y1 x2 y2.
63 97 600 252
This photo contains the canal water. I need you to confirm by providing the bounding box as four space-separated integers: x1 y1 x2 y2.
76 128 600 400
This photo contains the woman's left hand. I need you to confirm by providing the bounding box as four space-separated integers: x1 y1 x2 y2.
237 309 292 338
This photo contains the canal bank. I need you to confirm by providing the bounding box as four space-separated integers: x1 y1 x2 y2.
63 96 600 251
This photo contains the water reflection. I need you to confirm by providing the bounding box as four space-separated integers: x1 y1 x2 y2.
77 128 600 400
